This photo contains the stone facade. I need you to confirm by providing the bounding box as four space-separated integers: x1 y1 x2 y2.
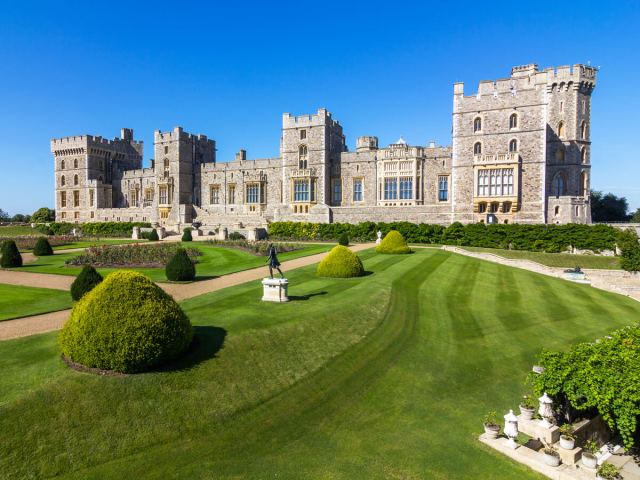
51 63 597 231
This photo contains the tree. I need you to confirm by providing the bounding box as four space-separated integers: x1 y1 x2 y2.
0 209 9 222
631 208 640 223
590 191 630 222
31 207 55 223
617 229 640 272
11 213 30 223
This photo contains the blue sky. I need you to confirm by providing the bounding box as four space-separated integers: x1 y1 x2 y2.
1 0 639 215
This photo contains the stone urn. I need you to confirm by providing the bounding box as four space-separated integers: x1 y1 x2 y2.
543 449 561 467
560 435 575 450
519 404 535 420
582 452 598 470
483 423 500 439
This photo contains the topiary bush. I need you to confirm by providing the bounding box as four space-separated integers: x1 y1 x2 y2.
316 245 364 278
338 232 349 246
376 230 411 254
0 240 22 268
33 237 54 256
148 229 159 242
182 228 193 242
59 271 193 373
70 265 103 301
166 248 196 281
228 231 245 240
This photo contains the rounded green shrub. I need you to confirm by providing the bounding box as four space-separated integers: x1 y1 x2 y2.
148 229 159 242
60 271 193 373
338 232 349 246
376 230 411 254
33 237 54 256
0 240 23 268
316 245 364 278
166 248 196 281
182 228 193 242
70 265 103 301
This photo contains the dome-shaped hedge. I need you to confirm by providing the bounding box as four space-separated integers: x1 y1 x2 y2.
316 245 364 278
1 240 22 268
60 271 193 373
338 232 349 246
166 248 196 281
376 230 411 254
182 228 193 242
33 237 54 256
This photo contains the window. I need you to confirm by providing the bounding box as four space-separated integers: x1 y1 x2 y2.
558 121 565 139
353 178 363 202
509 139 518 153
473 117 482 132
509 113 518 129
298 145 308 169
556 147 565 162
503 201 512 212
478 202 487 213
61 212 66 219
474 142 482 155
89 189 94 207
489 202 499 213
61 175 66 186
74 212 80 220
581 121 587 140
477 168 514 197
554 206 560 216
228 184 236 203
73 190 80 207
159 186 168 204
144 188 153 206
60 191 66 208
294 179 310 202
246 183 260 204
582 99 586 114
210 185 220 204
74 158 78 168
399 177 413 200
332 179 342 204
74 174 79 185
300 129 306 140
384 177 397 200
61 160 65 169
580 171 588 196
552 173 566 196
438 176 449 202
164 146 169 154
129 190 138 207
560 101 564 113
581 147 587 164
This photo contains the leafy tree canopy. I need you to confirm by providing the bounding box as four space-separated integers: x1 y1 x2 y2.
591 191 630 222
31 207 55 223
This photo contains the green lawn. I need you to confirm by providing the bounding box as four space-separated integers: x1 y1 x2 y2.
461 246 621 270
0 225 40 236
51 238 146 251
1 249 639 479
0 283 71 321
14 243 331 282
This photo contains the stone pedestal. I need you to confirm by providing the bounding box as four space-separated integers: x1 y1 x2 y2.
262 278 289 302
518 416 560 444
132 226 140 239
558 445 583 465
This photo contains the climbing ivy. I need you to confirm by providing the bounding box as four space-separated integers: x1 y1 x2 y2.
529 325 640 448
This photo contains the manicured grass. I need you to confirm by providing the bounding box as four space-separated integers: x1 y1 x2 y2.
51 239 146 250
461 246 621 270
1 250 639 478
0 283 71 321
14 243 332 282
0 225 40 236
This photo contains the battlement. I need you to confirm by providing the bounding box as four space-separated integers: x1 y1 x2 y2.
51 129 143 154
282 108 340 129
356 136 378 152
201 156 280 172
154 126 215 146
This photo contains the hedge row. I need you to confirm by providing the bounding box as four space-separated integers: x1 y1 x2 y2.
268 221 619 253
39 222 151 237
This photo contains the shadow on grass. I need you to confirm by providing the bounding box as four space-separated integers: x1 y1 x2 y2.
289 291 328 301
160 325 227 372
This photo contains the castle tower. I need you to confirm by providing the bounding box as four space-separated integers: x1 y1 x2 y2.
280 108 346 215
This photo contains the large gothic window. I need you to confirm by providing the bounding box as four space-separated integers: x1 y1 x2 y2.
581 147 587 164
509 113 518 129
74 158 78 168
552 172 566 197
298 145 308 169
581 121 587 140
74 174 79 186
61 175 66 186
580 171 588 196
61 159 65 169
509 139 518 153
474 142 482 155
473 117 482 133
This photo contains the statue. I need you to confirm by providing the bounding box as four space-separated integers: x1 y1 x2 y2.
376 230 382 244
267 243 284 279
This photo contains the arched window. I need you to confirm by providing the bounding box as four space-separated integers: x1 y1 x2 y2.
554 206 560 216
581 147 587 164
558 121 565 139
74 174 79 186
298 145 308 169
581 121 587 140
473 117 482 133
61 175 66 186
555 147 565 162
74 158 78 168
580 171 588 196
509 113 518 129
552 172 566 197
509 139 518 153
473 142 482 155
61 160 65 169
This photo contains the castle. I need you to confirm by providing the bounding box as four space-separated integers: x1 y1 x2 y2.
51 63 596 231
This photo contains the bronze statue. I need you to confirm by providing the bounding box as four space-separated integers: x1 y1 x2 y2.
267 243 284 278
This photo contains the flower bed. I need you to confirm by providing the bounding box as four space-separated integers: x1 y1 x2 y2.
204 239 303 256
1 235 74 250
66 243 201 268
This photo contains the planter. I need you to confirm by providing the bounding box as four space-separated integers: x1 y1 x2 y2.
483 423 500 439
543 452 561 467
519 405 535 421
559 435 575 450
582 452 597 469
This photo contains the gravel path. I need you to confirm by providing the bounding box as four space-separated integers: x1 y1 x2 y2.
0 243 375 340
